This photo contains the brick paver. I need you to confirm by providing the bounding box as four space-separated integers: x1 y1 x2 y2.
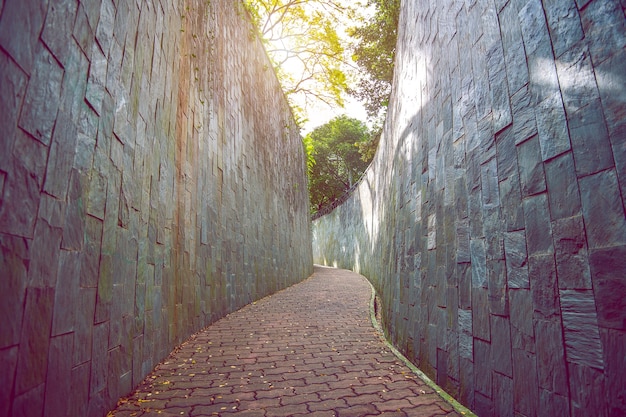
108 266 464 416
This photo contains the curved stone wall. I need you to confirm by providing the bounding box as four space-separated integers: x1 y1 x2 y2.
0 1 313 416
313 0 625 415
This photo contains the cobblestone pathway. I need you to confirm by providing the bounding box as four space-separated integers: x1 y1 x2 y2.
108 266 466 417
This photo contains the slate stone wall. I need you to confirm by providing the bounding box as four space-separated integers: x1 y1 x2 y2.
0 1 313 416
312 0 625 415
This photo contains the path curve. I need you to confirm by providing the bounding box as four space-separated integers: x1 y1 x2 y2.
109 266 462 417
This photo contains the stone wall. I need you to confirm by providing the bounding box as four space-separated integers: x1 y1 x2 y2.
0 0 313 416
313 0 625 416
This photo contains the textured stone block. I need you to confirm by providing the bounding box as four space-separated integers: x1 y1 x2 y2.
472 288 490 341
534 319 568 395
600 328 626 416
73 287 96 366
513 349 539 417
18 45 64 145
560 289 604 369
544 152 581 220
542 0 583 58
536 92 571 162
481 158 500 209
0 234 29 348
504 230 529 289
51 250 80 336
552 215 591 290
510 86 537 144
568 362 608 417
494 373 514 417
498 0 529 94
566 101 614 178
61 170 86 250
0 0 47 73
589 245 626 331
473 338 491 396
517 136 546 197
456 218 470 263
41 0 78 66
529 254 560 320
95 0 114 56
43 111 77 200
488 259 507 315
0 346 18 416
85 42 107 115
27 219 63 288
43 334 73 417
509 289 534 352
580 0 626 66
0 51 27 171
523 193 553 256
579 169 626 250
470 238 487 288
490 315 512 376
498 173 524 232
14 287 54 395
458 309 473 359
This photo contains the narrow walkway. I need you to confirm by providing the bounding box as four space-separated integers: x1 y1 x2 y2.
109 266 462 417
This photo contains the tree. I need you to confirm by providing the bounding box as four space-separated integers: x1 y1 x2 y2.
244 0 355 114
348 0 400 120
306 116 371 212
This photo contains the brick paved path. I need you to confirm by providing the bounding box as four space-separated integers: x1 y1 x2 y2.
109 266 464 417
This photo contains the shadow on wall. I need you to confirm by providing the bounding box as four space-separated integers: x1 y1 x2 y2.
313 0 626 416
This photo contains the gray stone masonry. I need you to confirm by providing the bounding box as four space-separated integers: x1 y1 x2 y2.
0 1 312 416
313 0 626 416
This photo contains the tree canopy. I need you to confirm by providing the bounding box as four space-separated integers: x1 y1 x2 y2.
348 0 400 120
305 116 371 212
244 0 354 115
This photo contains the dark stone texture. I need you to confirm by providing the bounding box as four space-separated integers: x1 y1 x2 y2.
579 169 626 250
600 328 626 417
51 251 81 336
43 334 73 417
510 85 537 145
14 287 54 396
0 132 47 238
517 136 546 197
534 319 568 395
513 349 539 417
536 92 571 162
567 362 608 417
472 288 491 342
43 111 78 200
552 215 591 290
473 338 492 397
504 230 529 289
493 373 514 417
544 152 581 220
566 101 614 178
0 0 48 73
41 0 79 66
0 346 18 416
498 173 524 232
560 290 604 370
0 234 29 348
490 315 512 376
529 254 560 320
589 246 626 331
487 259 508 316
523 193 553 256
542 0 583 59
509 289 534 352
18 45 64 145
580 0 626 66
0 51 27 172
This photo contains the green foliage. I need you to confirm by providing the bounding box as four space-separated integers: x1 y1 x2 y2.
348 0 400 120
244 0 353 114
306 116 372 212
